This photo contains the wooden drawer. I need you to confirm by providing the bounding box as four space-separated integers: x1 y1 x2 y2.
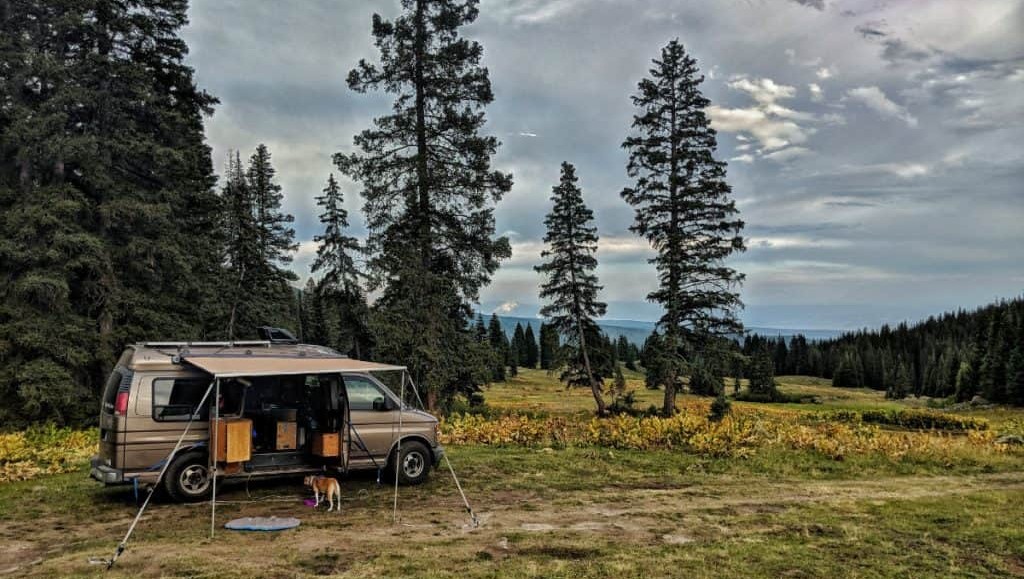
276 421 297 450
214 418 252 463
312 432 340 457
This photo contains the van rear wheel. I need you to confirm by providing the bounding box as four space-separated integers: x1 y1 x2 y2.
164 451 212 502
390 440 431 486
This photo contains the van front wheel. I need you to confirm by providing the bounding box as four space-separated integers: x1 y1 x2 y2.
391 440 431 485
164 451 212 502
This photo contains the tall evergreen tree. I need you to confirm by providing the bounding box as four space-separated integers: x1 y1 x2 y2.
535 162 608 415
523 324 539 369
311 173 371 358
1006 347 1024 406
312 174 361 294
221 151 259 339
222 145 298 339
488 314 508 382
621 39 745 416
0 1 221 426
337 0 511 410
539 322 558 371
474 314 488 343
299 278 330 346
512 323 527 366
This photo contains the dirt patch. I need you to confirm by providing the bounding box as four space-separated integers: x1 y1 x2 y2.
1006 555 1024 577
295 549 351 576
661 533 694 545
517 545 600 560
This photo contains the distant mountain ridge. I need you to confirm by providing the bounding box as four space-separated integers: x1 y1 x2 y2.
483 314 841 345
478 300 993 332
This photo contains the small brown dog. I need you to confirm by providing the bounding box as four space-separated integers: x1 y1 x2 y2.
304 474 342 512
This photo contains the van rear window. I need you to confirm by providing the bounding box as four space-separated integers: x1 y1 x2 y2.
102 368 132 413
153 378 211 421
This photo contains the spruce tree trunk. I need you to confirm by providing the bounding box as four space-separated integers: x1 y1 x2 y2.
414 0 431 272
576 315 606 416
661 70 683 418
662 332 679 416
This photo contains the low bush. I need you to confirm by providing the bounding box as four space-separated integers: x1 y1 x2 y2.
860 408 989 431
733 390 818 404
821 408 989 431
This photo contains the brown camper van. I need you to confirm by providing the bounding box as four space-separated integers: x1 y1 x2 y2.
89 338 444 502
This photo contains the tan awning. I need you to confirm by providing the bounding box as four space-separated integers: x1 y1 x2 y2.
182 355 405 378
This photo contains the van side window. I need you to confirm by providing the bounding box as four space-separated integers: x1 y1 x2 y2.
345 376 387 411
153 378 211 421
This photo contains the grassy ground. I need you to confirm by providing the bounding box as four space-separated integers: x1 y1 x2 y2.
1 447 1023 578
484 369 1023 431
2 370 1023 578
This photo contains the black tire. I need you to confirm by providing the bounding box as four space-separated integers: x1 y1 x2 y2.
163 451 212 502
390 440 431 486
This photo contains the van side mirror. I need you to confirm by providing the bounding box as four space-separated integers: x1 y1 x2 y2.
372 397 389 412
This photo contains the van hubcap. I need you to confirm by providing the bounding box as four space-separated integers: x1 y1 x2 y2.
180 464 210 494
402 452 425 478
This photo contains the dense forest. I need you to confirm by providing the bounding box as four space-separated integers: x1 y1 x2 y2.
741 298 1024 405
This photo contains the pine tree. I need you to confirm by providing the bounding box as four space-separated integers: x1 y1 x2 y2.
299 279 330 346
978 314 1008 402
338 0 510 410
535 162 608 415
311 173 370 358
539 323 558 370
955 359 977 402
523 324 539 369
222 151 260 339
621 39 745 416
512 323 527 366
1006 347 1024 406
222 145 298 339
488 314 508 382
708 388 731 422
748 352 779 399
474 314 488 343
508 341 519 378
886 361 911 400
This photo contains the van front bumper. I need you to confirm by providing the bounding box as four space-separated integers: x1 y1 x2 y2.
89 455 124 484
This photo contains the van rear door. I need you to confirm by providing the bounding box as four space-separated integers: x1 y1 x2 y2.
99 364 132 469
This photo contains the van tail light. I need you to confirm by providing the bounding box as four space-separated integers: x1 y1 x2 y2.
114 391 130 416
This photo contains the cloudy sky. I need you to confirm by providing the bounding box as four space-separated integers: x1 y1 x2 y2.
181 0 1023 329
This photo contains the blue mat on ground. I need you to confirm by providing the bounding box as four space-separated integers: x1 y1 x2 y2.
224 516 301 531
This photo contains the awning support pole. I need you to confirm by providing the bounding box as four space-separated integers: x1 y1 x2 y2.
211 377 219 539
99 380 216 569
392 371 404 524
402 372 480 528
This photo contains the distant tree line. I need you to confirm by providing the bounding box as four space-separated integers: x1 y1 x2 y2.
467 314 639 384
739 298 1024 406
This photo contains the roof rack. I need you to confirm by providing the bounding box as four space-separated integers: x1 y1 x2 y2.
137 341 273 348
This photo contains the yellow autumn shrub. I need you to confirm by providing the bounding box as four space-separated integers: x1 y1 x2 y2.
440 400 1017 461
0 425 97 483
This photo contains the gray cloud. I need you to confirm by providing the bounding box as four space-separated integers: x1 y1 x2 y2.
182 0 1024 327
